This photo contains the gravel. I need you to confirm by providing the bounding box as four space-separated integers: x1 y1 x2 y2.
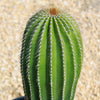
0 0 100 100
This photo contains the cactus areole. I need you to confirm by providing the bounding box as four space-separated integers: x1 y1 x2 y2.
20 8 83 100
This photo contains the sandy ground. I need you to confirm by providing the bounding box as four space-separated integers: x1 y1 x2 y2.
0 0 100 100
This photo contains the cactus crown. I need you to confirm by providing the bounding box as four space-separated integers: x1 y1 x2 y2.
49 8 58 15
20 8 83 100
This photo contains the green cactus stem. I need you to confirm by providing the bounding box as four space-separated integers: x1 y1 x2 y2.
20 8 83 100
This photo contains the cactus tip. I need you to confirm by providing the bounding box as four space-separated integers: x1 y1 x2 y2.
49 8 58 16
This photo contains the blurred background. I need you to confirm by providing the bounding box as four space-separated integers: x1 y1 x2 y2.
0 0 100 100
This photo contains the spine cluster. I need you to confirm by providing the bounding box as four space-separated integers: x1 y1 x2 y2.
20 8 83 100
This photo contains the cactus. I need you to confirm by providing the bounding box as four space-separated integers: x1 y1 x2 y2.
20 8 83 100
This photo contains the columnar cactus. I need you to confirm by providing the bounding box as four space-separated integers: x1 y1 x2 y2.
20 8 83 100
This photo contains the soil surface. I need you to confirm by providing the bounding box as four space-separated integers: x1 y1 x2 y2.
0 0 100 100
